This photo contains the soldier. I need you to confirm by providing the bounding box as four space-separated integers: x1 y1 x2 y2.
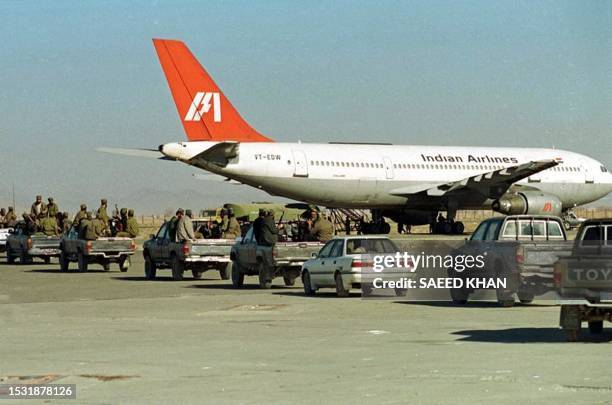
222 208 241 239
308 210 334 242
85 212 105 240
253 208 266 244
30 195 46 217
120 208 128 231
79 212 93 239
61 212 72 233
260 209 279 247
126 209 139 238
97 199 110 227
167 209 181 242
22 212 36 235
175 208 194 242
5 207 17 227
0 208 5 227
40 211 60 236
47 197 59 218
73 204 88 229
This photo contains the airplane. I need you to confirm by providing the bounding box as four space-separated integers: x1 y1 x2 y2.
116 39 612 234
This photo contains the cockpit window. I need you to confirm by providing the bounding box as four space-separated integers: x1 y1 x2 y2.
601 165 608 173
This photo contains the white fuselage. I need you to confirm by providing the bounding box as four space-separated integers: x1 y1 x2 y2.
162 141 612 211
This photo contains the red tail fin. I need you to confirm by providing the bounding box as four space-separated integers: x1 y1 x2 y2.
153 39 272 142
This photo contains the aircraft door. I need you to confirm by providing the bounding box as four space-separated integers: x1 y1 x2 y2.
292 150 309 177
383 157 394 179
582 164 594 183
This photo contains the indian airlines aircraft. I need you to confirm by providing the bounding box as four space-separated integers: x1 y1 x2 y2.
137 39 612 234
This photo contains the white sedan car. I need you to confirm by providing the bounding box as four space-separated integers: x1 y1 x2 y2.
301 235 409 297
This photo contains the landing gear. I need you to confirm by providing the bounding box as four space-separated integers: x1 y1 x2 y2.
430 202 464 235
359 209 391 234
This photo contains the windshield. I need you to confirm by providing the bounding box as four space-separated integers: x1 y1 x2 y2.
346 238 398 254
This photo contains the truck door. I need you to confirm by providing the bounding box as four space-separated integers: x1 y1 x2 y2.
383 157 394 179
292 150 309 177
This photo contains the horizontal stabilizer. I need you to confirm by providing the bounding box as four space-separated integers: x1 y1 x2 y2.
96 147 174 160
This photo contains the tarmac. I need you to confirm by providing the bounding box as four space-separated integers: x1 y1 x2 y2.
1 238 611 404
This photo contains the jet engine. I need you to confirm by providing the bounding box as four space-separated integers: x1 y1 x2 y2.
492 191 562 217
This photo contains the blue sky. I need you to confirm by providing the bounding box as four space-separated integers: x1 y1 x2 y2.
0 0 610 213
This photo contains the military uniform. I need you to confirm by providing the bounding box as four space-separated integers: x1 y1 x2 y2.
62 214 72 233
97 200 109 226
167 216 178 242
126 216 139 238
79 217 92 239
175 214 194 242
309 217 334 242
73 205 88 229
84 218 104 240
5 208 17 227
40 216 59 236
222 217 241 239
30 198 46 217
47 200 59 218
260 214 278 246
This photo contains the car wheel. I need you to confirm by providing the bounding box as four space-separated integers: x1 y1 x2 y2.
517 292 534 304
283 273 296 287
231 260 244 288
6 249 15 264
335 272 350 297
565 329 580 342
44 256 51 264
220 262 231 280
192 269 203 279
20 251 31 264
588 320 604 335
171 255 184 281
77 252 88 272
119 256 130 272
452 221 465 234
144 254 157 280
59 252 69 272
102 262 110 272
394 287 407 297
258 262 271 289
302 270 316 296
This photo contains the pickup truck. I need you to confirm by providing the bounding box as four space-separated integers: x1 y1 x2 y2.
142 221 235 281
6 226 61 264
0 227 12 253
59 228 135 272
554 219 612 341
449 215 572 306
230 226 323 289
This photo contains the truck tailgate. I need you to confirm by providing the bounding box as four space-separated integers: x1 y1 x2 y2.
31 236 61 250
190 240 233 257
92 238 133 252
522 242 573 274
562 257 612 289
276 243 323 261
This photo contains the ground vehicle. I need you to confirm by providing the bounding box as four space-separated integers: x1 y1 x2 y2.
230 226 323 288
6 227 61 264
301 235 411 297
554 219 612 341
143 221 235 281
0 227 12 253
59 228 135 272
561 211 586 230
450 215 571 306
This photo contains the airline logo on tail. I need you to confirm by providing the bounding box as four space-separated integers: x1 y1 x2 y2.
184 92 221 122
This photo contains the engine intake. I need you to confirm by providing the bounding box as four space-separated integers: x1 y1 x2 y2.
492 191 562 217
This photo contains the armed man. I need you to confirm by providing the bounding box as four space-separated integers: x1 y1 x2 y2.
126 209 139 238
97 199 110 228
47 197 59 218
30 195 46 217
79 212 93 239
5 207 17 227
222 208 241 239
40 210 60 236
176 209 195 242
167 209 181 242
308 210 334 242
22 213 37 235
260 209 279 247
61 212 72 233
253 208 266 244
73 204 88 229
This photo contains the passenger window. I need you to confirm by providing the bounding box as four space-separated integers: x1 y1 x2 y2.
317 241 335 258
330 240 344 257
471 222 489 241
581 226 601 246
242 228 254 243
502 221 517 238
547 222 563 238
519 221 533 237
484 220 501 240
532 221 546 237
156 224 168 239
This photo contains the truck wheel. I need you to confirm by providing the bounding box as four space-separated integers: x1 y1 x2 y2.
588 320 604 335
517 292 534 304
394 287 407 297
565 329 580 342
283 274 296 287
362 282 373 296
560 305 582 341
59 252 69 272
192 270 203 279
450 288 469 305
258 262 272 289
335 272 350 297
144 254 157 280
77 252 88 272
452 221 465 234
302 271 316 296
102 262 110 272
171 255 184 281
231 260 244 288
220 262 231 280
43 256 51 264
119 257 130 272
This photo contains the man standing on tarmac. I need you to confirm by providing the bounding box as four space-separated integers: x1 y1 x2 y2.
176 208 195 242
308 210 334 242
222 208 241 239
260 209 279 247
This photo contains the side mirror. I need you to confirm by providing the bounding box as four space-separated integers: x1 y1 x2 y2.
311 252 318 258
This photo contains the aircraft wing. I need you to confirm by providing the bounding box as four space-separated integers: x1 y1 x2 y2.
390 159 560 199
